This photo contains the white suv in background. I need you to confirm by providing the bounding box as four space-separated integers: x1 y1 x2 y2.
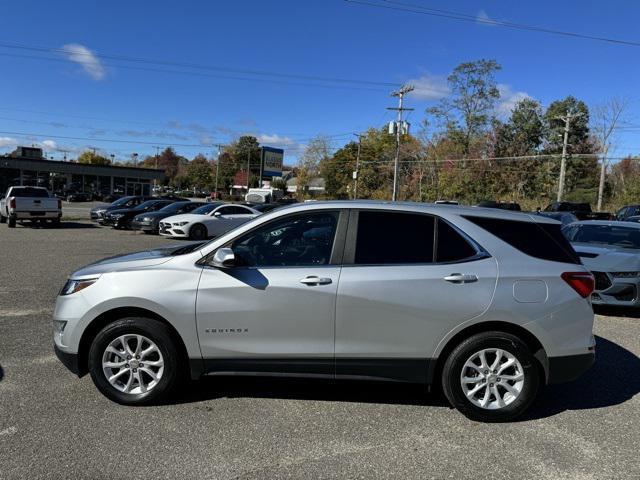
53 201 595 422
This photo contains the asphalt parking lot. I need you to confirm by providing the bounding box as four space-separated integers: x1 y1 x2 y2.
1 218 639 479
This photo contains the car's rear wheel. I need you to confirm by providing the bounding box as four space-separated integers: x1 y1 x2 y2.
189 223 207 240
8 217 16 228
0 214 6 224
441 331 540 422
88 317 183 405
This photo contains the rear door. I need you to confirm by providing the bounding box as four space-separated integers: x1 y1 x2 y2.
334 210 498 382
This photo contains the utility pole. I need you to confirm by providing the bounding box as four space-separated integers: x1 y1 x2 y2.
556 111 582 202
352 133 363 199
597 146 608 212
387 85 414 201
214 144 222 198
153 146 160 189
246 149 251 191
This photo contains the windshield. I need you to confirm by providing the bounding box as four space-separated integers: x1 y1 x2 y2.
112 196 135 206
133 200 159 210
159 202 190 213
192 204 219 215
569 224 640 249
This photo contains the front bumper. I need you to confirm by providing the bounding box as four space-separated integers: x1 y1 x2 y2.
54 344 82 376
590 271 640 307
547 351 595 384
159 222 188 237
131 220 157 232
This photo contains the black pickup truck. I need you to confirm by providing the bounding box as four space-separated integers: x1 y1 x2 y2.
544 202 612 221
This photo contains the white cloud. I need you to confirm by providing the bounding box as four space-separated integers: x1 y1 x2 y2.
40 140 58 151
61 43 105 80
0 137 18 149
405 74 449 101
496 84 533 116
257 134 296 146
476 9 496 26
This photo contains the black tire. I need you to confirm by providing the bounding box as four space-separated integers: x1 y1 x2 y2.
0 214 5 224
143 230 155 235
189 223 207 240
51 218 61 227
8 217 16 228
88 317 184 405
441 331 540 422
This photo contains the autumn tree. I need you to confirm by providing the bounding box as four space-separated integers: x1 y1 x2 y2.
77 150 111 165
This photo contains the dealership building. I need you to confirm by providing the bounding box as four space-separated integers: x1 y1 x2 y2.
0 147 164 196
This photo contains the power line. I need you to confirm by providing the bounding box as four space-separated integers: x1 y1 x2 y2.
0 42 400 88
345 0 640 48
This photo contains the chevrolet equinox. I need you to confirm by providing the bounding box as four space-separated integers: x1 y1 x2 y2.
54 201 595 422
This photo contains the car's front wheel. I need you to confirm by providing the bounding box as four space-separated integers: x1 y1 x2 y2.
189 223 207 240
88 317 183 405
441 331 540 422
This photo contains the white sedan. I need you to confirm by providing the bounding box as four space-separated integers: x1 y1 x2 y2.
159 203 261 240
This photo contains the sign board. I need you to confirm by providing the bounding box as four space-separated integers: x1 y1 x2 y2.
260 147 284 177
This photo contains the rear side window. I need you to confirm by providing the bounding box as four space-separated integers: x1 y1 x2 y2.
355 211 434 264
463 216 580 264
435 219 478 262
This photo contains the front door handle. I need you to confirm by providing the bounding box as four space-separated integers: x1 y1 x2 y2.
299 276 332 286
443 273 478 284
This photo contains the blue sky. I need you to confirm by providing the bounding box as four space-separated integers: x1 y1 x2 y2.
1 0 640 163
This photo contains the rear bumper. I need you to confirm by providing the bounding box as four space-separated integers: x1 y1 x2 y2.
54 344 82 376
11 211 61 220
547 351 595 384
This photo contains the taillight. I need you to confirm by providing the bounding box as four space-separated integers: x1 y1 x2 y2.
561 272 595 298
9 198 16 209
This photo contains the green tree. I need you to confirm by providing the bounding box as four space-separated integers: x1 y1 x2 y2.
186 154 213 189
77 150 111 165
141 147 185 184
427 59 502 155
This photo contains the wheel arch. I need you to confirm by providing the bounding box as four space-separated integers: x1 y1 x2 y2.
428 321 549 387
77 306 192 378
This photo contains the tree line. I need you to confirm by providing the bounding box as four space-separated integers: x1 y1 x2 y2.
73 59 636 209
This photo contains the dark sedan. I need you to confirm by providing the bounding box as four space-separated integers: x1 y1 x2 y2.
131 201 205 234
103 199 176 229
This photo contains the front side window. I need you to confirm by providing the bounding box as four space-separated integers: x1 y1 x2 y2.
231 211 339 267
355 211 435 264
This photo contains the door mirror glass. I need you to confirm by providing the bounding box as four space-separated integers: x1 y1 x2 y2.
213 211 222 217
211 248 235 268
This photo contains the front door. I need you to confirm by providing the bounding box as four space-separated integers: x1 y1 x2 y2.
335 210 498 382
196 210 346 377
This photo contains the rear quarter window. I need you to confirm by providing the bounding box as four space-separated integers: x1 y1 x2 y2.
463 216 580 264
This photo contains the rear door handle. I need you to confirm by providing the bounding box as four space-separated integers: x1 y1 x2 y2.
443 273 478 284
299 276 332 286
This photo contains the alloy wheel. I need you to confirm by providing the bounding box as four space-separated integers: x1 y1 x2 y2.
101 334 164 394
460 348 525 410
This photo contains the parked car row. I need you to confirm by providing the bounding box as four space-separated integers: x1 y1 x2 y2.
91 195 291 240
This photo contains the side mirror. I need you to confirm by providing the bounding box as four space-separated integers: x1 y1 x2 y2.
214 211 222 217
211 248 235 268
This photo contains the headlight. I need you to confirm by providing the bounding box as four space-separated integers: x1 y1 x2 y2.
174 221 189 226
142 217 153 222
111 213 124 219
611 272 640 278
60 278 99 295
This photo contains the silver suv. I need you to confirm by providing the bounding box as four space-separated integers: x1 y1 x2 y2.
54 201 595 422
